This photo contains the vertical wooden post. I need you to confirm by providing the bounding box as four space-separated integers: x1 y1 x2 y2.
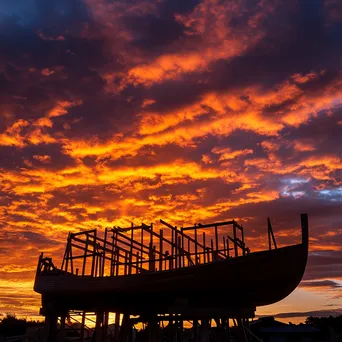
226 238 230 258
94 311 103 342
233 222 238 257
110 231 115 276
141 226 144 267
43 314 58 342
103 311 109 342
268 218 271 250
91 230 97 277
223 236 226 257
187 239 190 266
136 252 140 274
80 311 86 342
241 225 245 256
115 249 120 276
124 251 128 275
215 225 219 253
171 229 174 269
211 239 214 261
69 240 74 274
193 319 198 342
128 249 133 275
150 223 153 254
65 233 70 274
114 313 120 342
102 228 108 276
194 229 198 264
181 234 185 267
174 229 178 269
129 227 134 275
61 239 68 272
203 232 206 263
177 236 181 268
268 217 277 250
82 233 89 276
95 245 99 277
159 230 163 271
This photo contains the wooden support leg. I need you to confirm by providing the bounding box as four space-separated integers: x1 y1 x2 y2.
80 311 86 342
59 315 66 342
226 319 231 342
236 318 248 342
94 311 104 342
193 319 199 342
121 313 131 342
147 316 159 342
114 312 120 342
103 311 109 342
43 314 58 342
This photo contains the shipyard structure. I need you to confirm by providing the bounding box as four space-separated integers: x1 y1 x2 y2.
34 214 309 342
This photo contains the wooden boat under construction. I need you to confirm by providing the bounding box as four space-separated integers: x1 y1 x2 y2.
34 214 308 318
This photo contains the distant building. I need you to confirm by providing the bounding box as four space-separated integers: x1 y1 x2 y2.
250 317 320 342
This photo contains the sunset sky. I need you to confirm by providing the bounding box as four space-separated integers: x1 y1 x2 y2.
0 0 342 322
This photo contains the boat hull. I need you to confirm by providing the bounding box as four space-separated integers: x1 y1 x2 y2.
34 243 307 315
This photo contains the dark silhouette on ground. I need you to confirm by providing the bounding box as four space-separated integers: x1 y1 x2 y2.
305 315 342 339
1 313 342 341
0 314 42 337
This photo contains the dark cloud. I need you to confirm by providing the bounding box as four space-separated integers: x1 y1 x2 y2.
0 143 76 170
262 308 342 319
304 250 342 281
300 280 342 288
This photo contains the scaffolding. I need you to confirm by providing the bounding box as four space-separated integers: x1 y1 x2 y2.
58 219 247 277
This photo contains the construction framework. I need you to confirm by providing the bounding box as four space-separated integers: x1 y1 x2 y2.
58 219 247 278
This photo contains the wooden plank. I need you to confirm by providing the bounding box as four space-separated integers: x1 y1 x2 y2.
115 224 152 232
110 230 150 255
268 217 277 250
182 220 235 230
71 239 127 261
71 229 97 237
60 234 69 271
162 219 206 253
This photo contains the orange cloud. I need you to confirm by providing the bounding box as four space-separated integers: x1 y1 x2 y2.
47 100 83 118
0 120 29 147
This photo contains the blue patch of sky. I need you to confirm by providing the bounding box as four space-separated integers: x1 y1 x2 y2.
318 188 342 201
0 0 37 26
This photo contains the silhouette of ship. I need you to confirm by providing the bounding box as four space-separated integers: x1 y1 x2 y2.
34 214 308 317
